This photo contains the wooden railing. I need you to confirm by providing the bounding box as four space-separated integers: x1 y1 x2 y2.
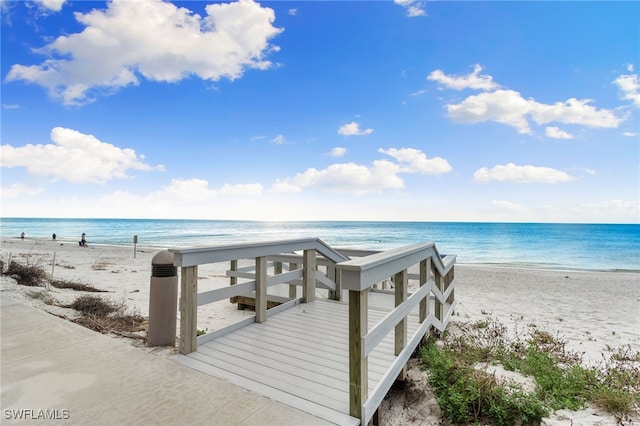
336 242 457 425
169 238 348 355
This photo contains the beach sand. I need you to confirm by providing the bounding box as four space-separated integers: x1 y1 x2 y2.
2 237 639 424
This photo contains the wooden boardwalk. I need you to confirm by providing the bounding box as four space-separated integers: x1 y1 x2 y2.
172 297 422 426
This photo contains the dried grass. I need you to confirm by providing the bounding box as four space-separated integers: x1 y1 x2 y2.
66 295 148 337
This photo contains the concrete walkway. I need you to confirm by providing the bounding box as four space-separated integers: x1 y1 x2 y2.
1 295 334 425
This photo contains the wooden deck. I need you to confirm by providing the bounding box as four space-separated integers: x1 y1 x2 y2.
172 297 422 426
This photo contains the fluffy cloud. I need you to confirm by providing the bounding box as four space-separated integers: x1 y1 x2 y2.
35 0 65 11
338 122 373 136
623 131 637 137
103 178 262 206
446 89 622 134
331 147 347 157
394 0 426 17
473 163 575 183
447 90 533 133
378 148 452 174
273 147 450 194
613 73 640 107
0 127 164 184
6 0 282 105
545 126 573 139
273 161 404 194
428 64 499 91
433 65 624 134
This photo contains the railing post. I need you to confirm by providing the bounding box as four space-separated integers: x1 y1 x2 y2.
289 262 298 299
303 249 316 303
255 256 267 323
394 269 407 357
434 264 444 323
179 265 198 354
349 289 368 420
328 263 340 301
229 259 238 304
445 266 455 305
419 259 429 323
333 263 342 301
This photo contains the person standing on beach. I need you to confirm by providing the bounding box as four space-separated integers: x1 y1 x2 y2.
80 232 87 247
52 233 57 241
20 232 25 240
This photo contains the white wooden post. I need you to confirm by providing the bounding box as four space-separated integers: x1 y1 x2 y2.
434 264 444 323
289 262 298 299
255 256 267 323
303 249 316 303
179 265 198 354
394 269 407 357
419 259 429 323
349 289 368 420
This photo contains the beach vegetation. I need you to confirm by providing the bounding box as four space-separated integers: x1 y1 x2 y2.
420 319 640 424
2 257 48 286
1 258 106 292
65 295 147 337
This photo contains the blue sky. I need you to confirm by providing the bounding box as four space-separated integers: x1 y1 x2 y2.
1 0 638 223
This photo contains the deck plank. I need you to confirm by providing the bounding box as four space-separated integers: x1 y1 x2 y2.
173 297 428 426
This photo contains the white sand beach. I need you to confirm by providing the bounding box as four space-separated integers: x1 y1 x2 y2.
2 237 639 425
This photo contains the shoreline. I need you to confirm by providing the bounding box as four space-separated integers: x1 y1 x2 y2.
2 237 638 356
4 237 638 274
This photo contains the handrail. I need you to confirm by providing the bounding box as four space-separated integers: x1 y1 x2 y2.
336 242 456 424
172 238 349 355
169 237 348 266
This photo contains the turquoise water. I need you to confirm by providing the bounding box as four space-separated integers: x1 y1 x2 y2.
1 218 638 271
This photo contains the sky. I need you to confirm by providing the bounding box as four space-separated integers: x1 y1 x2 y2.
1 0 639 223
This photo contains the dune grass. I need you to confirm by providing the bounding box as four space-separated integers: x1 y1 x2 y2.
421 319 640 425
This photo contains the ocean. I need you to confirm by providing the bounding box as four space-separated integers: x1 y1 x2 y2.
1 218 638 272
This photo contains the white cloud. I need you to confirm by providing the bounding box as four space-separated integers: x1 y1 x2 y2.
492 200 532 215
35 0 65 12
273 147 450 194
288 8 297 16
272 161 404 194
622 131 637 137
271 134 286 144
6 0 283 105
545 126 573 139
378 147 452 174
2 104 20 110
613 73 640 107
473 163 575 183
103 178 262 207
218 182 263 196
331 147 347 157
447 90 533 133
577 200 640 222
529 97 624 127
338 121 373 136
410 89 427 97
428 64 500 91
446 89 622 134
0 127 164 184
0 183 44 199
394 0 426 17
